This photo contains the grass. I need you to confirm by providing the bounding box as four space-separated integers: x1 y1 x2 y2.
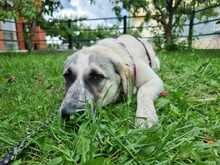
0 50 220 164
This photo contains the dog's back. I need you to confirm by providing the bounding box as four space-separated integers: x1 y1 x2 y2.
97 35 160 70
117 35 160 70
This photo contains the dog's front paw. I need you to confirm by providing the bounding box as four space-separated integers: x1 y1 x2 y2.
135 117 158 128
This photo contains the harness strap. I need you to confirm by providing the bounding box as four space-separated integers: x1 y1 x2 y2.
117 42 137 80
134 37 152 67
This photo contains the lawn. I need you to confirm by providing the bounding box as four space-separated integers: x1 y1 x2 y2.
0 50 220 164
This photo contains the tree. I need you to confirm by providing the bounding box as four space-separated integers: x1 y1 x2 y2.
109 0 185 50
0 0 61 50
184 0 220 49
107 0 220 50
40 19 120 49
0 0 61 20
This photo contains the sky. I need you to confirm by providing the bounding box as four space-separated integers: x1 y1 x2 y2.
57 0 117 19
45 0 124 44
52 0 125 28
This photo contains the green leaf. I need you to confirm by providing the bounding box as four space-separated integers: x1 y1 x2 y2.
83 157 112 165
12 160 22 165
47 157 63 165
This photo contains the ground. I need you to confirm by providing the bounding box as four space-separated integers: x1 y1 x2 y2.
0 50 220 164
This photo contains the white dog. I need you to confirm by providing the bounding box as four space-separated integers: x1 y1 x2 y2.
59 35 163 128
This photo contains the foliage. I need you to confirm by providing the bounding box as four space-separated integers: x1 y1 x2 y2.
0 50 220 164
39 19 121 49
183 0 220 49
0 0 61 20
109 0 186 50
99 0 220 50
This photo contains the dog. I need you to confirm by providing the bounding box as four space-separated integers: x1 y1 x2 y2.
59 35 163 128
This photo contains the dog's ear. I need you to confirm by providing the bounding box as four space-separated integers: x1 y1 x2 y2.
110 58 135 97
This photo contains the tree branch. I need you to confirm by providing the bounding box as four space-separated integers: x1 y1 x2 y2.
173 0 183 11
172 14 183 28
152 0 164 16
151 0 167 25
151 14 167 26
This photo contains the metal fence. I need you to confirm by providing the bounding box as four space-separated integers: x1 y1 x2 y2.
0 4 220 52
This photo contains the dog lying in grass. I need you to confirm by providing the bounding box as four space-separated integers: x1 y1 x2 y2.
59 35 163 128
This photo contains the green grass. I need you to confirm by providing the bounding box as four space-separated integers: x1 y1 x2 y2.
0 50 220 164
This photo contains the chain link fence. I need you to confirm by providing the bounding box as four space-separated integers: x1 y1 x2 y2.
0 5 220 52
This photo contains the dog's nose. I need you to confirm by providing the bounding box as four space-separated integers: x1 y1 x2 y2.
60 102 86 119
61 108 70 121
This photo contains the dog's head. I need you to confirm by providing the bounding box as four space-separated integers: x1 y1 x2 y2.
59 48 134 120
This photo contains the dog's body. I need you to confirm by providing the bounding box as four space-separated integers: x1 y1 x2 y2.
60 35 163 128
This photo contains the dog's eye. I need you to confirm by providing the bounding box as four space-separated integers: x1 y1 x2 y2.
64 68 76 83
88 71 105 83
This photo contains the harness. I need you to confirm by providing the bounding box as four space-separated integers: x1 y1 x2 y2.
134 37 152 68
117 37 152 80
117 41 137 79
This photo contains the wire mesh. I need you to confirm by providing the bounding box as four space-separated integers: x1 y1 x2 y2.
0 5 220 51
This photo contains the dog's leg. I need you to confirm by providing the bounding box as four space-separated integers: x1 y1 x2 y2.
135 67 163 128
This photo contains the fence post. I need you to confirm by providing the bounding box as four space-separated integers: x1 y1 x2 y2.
187 2 196 49
123 15 127 34
68 19 73 49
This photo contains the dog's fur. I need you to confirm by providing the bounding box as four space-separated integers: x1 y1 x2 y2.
60 35 163 128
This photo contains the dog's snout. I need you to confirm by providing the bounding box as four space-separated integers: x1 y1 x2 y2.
60 101 86 119
61 107 70 121
60 79 94 121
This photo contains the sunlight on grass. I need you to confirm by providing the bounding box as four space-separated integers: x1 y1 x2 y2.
0 50 220 164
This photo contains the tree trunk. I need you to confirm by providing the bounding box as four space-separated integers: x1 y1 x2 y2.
163 15 174 50
163 0 175 50
164 25 172 45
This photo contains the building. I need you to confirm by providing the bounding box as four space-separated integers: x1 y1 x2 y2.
0 0 47 52
0 17 47 52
